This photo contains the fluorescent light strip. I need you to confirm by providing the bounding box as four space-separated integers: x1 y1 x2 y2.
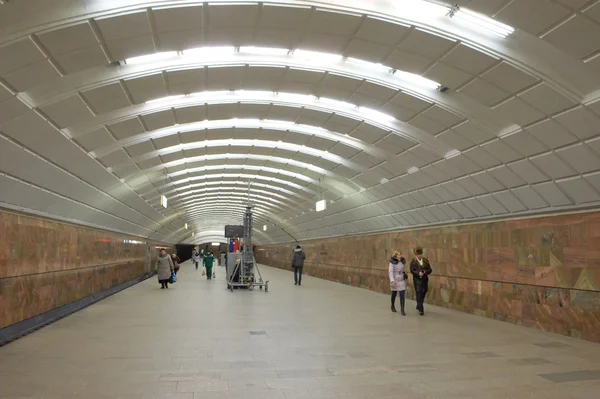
146 90 399 123
452 7 514 38
125 46 439 95
125 51 178 65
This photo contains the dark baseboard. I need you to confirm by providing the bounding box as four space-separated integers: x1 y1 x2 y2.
0 272 155 347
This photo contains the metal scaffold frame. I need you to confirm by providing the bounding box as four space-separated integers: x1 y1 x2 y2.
226 206 269 292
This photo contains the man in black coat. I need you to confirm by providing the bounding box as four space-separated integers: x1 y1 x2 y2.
291 245 306 286
410 246 433 316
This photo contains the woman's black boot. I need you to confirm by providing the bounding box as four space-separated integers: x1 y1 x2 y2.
391 297 397 313
400 298 406 316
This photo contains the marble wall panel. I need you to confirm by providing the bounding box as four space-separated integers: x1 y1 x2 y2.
0 210 173 330
256 211 600 343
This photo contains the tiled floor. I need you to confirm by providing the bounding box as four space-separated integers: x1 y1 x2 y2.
1 263 600 399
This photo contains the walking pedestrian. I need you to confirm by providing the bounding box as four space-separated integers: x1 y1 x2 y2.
291 245 306 286
171 253 181 274
388 250 407 315
203 252 215 280
193 250 200 270
156 248 175 289
410 247 432 316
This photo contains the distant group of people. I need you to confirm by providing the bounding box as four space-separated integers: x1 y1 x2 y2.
156 248 180 289
158 243 433 316
289 244 433 316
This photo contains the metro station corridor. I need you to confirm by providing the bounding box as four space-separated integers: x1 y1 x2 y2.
3 0 600 397
1 262 599 399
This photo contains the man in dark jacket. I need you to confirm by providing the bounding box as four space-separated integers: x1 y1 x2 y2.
410 246 433 316
291 245 306 286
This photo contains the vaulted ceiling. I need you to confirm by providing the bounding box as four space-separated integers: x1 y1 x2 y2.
1 0 600 245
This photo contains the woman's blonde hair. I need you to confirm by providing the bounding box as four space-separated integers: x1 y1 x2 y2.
392 250 402 258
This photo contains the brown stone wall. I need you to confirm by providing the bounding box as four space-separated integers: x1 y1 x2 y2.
256 212 600 343
0 210 173 329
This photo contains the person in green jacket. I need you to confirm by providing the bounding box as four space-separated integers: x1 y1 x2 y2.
203 252 215 280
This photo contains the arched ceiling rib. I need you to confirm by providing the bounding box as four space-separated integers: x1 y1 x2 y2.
2 0 600 245
126 153 360 194
22 47 513 135
1 0 598 100
67 91 456 157
93 119 401 164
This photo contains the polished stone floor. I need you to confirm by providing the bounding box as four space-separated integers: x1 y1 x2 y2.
1 262 600 399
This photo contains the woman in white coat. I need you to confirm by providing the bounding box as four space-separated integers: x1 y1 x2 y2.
389 250 407 315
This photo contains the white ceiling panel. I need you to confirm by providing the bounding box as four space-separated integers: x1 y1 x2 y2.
459 78 510 107
519 83 577 115
557 144 600 174
0 96 29 126
0 39 45 75
54 45 108 74
533 182 572 207
153 5 203 32
83 83 130 114
556 177 600 204
471 171 505 192
399 29 455 59
108 118 146 140
492 190 527 212
424 62 472 89
452 121 496 144
525 119 578 149
141 110 176 131
554 107 600 140
481 139 521 163
512 186 548 209
455 176 486 196
507 160 548 184
543 15 600 59
76 128 115 151
167 69 206 94
493 97 546 126
477 194 507 214
448 201 476 218
530 152 576 179
441 44 498 75
481 62 538 93
4 60 61 92
125 74 167 104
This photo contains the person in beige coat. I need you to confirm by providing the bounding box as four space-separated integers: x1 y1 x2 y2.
156 248 175 289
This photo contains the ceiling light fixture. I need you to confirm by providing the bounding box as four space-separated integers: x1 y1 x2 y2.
449 5 514 38
263 225 267 231
146 95 185 104
125 51 178 65
160 195 168 208
315 199 326 212
184 223 188 229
